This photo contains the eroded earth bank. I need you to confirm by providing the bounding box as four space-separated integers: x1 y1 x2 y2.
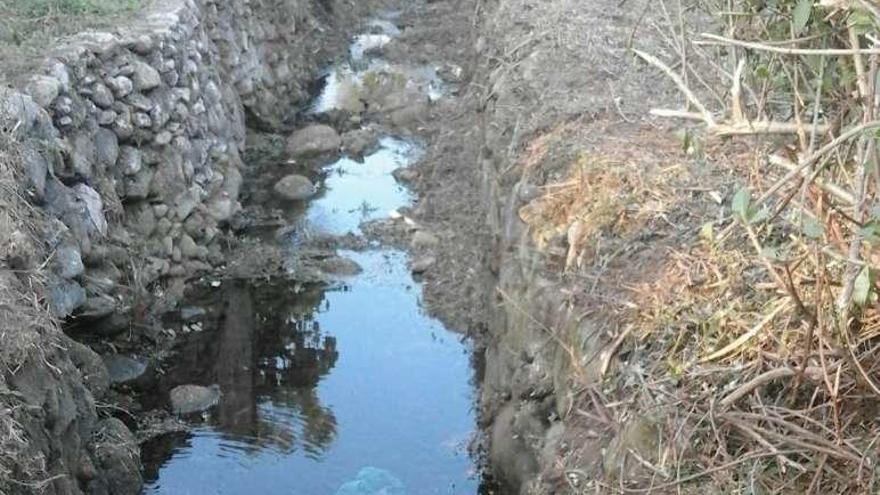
0 0 739 493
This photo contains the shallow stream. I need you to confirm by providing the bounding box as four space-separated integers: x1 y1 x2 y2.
140 14 484 495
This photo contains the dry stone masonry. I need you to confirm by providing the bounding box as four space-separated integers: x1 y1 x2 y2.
0 0 340 493
6 0 321 325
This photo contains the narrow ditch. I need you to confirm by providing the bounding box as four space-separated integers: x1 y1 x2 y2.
137 12 493 494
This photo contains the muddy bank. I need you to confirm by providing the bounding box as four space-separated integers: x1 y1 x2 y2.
406 0 706 493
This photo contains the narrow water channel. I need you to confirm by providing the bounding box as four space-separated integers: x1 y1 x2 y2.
140 13 484 495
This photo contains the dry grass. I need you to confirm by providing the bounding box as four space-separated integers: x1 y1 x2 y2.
519 155 637 267
502 0 880 492
0 0 142 84
0 133 55 370
0 132 61 492
516 110 880 492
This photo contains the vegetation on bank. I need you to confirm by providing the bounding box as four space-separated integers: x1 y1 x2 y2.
0 132 58 492
516 0 880 492
559 0 880 492
0 0 142 83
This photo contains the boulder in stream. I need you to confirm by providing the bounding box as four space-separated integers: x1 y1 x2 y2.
273 174 316 201
410 230 439 249
169 384 221 415
392 167 419 183
102 354 148 387
342 127 379 157
285 124 342 159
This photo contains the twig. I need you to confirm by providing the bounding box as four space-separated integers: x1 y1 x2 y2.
749 120 880 213
837 25 874 315
649 109 829 135
731 58 746 122
720 366 826 408
633 49 716 125
698 32 880 55
702 301 789 363
601 324 633 376
711 120 829 136
768 154 855 205
610 449 808 493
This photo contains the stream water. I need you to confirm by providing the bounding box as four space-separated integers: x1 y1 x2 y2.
140 14 484 495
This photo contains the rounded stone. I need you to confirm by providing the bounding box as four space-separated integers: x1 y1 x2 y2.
53 244 85 279
102 354 148 386
91 83 114 108
48 277 86 318
285 124 342 159
119 146 142 175
411 230 439 249
107 76 133 98
409 255 436 274
273 174 316 201
169 384 221 415
131 61 161 92
26 76 61 109
342 128 379 157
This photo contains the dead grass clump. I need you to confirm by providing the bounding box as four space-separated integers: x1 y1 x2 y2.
0 387 49 493
517 137 681 275
554 0 880 492
0 132 60 491
0 134 55 370
628 243 773 371
517 121 880 492
548 159 880 492
519 155 633 256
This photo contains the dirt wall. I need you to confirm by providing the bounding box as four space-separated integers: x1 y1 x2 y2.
470 0 684 492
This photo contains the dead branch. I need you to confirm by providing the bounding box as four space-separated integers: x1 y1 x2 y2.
698 32 880 56
720 366 827 408
633 48 716 126
768 154 856 205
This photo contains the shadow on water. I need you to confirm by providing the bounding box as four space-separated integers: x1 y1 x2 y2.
141 280 339 472
142 253 484 494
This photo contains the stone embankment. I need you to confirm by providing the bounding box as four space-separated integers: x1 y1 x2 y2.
0 0 350 492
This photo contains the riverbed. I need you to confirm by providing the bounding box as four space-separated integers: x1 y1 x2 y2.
140 12 486 495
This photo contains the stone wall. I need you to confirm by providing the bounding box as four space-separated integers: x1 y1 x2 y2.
14 0 328 325
0 0 339 492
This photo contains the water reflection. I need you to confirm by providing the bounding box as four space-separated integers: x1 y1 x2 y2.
306 137 417 235
142 13 481 492
143 280 341 479
142 252 481 494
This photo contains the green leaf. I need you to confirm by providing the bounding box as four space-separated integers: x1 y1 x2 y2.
851 8 876 36
676 129 691 153
861 221 880 244
792 0 812 35
732 187 751 220
754 65 770 80
802 218 824 239
700 222 715 242
853 266 873 307
839 63 857 89
761 246 784 262
749 206 770 225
